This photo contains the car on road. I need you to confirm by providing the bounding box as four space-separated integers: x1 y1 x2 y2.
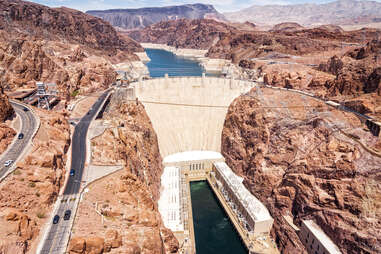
53 215 60 224
64 210 71 220
18 133 24 139
4 160 13 167
23 108 29 112
70 169 75 176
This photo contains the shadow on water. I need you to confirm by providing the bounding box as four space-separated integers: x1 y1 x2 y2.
145 48 217 78
190 181 247 254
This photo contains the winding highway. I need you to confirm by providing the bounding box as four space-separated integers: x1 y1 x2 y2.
0 101 38 180
39 90 111 254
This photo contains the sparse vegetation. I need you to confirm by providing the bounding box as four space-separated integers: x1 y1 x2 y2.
71 90 80 97
13 169 21 175
29 182 36 188
36 210 46 219
35 192 40 197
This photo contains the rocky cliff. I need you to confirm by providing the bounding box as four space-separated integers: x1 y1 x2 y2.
320 39 381 97
0 87 15 156
87 4 225 31
0 87 13 122
128 18 237 50
221 87 381 253
0 109 70 253
0 0 143 97
69 99 178 253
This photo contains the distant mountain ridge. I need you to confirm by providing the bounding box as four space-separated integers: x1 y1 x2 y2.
87 4 225 31
224 0 381 26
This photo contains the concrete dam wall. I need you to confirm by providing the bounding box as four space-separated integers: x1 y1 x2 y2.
132 77 255 157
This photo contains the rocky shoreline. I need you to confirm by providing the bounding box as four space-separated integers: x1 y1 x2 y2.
140 43 233 74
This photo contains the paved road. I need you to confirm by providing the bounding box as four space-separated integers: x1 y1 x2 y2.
0 102 38 180
39 90 110 254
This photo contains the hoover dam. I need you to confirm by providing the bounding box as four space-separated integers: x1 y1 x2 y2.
124 48 278 254
133 76 254 158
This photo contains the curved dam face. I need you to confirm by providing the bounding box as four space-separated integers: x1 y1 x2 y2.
132 77 255 157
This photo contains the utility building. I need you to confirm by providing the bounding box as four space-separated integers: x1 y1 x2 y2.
299 220 342 254
158 166 184 232
211 162 274 238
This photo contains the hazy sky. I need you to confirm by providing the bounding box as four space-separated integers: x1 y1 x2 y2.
28 0 380 12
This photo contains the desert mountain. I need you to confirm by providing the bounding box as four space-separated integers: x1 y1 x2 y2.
87 3 226 31
224 0 381 27
0 0 143 96
128 19 238 50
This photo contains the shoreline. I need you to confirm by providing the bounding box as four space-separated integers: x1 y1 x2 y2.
140 43 232 74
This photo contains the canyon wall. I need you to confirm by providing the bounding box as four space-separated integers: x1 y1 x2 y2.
0 88 15 154
69 99 179 253
0 0 143 98
0 109 71 253
221 87 381 253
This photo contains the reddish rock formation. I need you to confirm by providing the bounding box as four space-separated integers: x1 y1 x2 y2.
321 39 381 97
70 100 179 253
0 87 14 122
0 0 142 55
0 0 143 97
0 109 70 253
270 22 305 32
128 18 238 50
221 89 381 253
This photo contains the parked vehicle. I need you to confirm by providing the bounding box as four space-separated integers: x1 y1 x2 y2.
18 133 24 139
70 169 75 176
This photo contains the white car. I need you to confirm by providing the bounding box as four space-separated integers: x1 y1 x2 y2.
4 160 13 167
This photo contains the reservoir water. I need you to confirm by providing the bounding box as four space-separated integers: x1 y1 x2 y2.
145 48 211 77
190 181 247 254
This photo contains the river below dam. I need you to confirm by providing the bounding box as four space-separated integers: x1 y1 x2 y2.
190 181 247 254
145 48 215 77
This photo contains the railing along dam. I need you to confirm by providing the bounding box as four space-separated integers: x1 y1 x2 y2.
131 77 255 158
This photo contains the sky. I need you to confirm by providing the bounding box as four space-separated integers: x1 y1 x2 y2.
28 0 380 12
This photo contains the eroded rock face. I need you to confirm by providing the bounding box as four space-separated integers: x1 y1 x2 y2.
70 100 179 254
0 109 70 253
0 87 14 122
221 89 381 253
0 0 143 97
129 18 237 50
92 101 164 201
321 40 381 97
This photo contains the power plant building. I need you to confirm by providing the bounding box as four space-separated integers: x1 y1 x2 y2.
211 162 274 237
158 166 184 232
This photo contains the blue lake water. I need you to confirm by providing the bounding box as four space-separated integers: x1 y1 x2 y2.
190 181 247 254
145 48 213 77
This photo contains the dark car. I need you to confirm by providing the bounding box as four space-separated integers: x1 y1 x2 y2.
70 169 75 176
53 215 60 224
18 133 24 139
23 108 29 112
64 210 71 220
